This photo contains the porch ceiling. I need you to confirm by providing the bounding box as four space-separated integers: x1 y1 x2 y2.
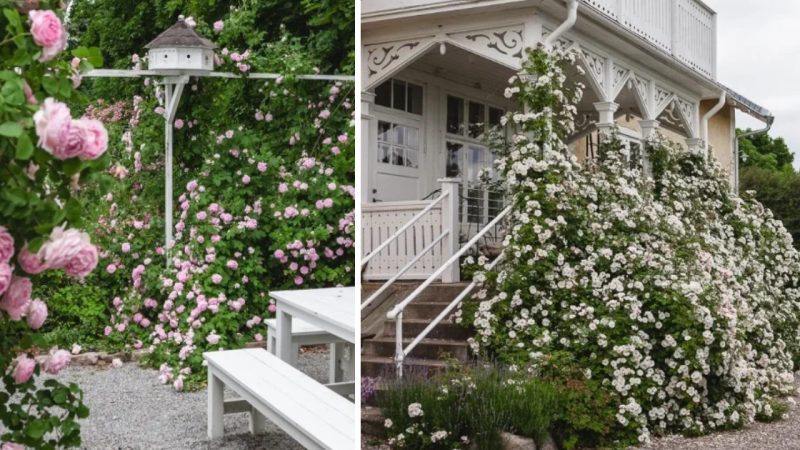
411 44 517 99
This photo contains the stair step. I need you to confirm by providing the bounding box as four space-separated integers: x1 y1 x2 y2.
382 319 472 340
402 301 452 319
361 406 387 438
361 355 451 378
363 337 469 361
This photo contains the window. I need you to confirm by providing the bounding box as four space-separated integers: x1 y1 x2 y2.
377 120 419 168
375 79 423 115
446 95 504 139
446 141 500 224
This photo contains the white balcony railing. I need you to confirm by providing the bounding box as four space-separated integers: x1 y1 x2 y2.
584 0 716 78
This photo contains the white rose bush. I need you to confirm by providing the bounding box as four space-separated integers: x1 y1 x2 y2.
458 45 800 447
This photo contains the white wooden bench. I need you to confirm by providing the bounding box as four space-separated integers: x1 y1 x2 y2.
204 348 355 450
265 317 346 383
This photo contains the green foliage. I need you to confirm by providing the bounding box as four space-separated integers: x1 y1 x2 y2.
740 166 800 248
1 1 102 447
737 129 794 173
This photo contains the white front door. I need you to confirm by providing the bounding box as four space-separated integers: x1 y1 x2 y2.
369 78 425 203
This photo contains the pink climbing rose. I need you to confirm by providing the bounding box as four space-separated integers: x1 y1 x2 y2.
56 118 89 160
63 245 98 279
213 20 224 31
78 118 109 160
28 10 67 62
17 245 48 275
206 332 220 345
42 348 71 374
13 354 36 384
26 299 47 330
0 277 32 320
33 98 71 156
0 262 11 296
0 225 13 262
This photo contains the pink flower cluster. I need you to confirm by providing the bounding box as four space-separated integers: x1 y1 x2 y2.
34 98 108 160
19 225 98 279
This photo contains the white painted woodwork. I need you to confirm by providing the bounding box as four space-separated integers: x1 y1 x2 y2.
270 287 356 344
264 317 344 382
362 200 445 280
148 46 215 72
204 349 355 450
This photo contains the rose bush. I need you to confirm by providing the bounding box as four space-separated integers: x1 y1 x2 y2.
0 0 107 447
459 46 800 447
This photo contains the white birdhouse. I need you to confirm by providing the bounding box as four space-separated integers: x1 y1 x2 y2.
145 17 215 73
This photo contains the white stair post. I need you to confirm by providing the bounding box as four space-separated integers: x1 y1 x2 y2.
439 178 460 283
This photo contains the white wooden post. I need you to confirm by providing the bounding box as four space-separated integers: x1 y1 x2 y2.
439 178 460 283
275 307 293 363
639 119 659 178
249 408 267 435
207 369 224 439
361 91 375 203
162 75 188 262
593 101 619 131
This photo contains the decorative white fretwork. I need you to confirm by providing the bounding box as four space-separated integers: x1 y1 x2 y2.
654 85 674 117
578 48 607 99
673 97 698 137
364 37 436 89
630 74 652 118
610 63 631 100
448 26 524 69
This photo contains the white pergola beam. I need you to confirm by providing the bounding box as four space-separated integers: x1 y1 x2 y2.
84 69 354 81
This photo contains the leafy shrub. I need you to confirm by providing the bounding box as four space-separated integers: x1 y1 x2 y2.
740 166 800 248
380 365 563 450
459 45 800 447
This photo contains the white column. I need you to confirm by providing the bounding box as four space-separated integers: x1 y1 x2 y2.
207 369 224 438
593 101 619 131
164 82 173 258
639 119 660 139
360 91 375 202
686 137 704 156
439 178 460 283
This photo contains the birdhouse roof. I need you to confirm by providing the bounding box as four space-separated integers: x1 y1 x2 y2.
145 19 216 50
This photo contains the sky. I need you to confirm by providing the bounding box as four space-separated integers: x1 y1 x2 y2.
706 0 800 168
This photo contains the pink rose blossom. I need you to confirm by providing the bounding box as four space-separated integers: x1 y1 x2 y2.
337 134 348 143
26 299 47 330
33 98 71 156
255 111 264 121
278 183 288 193
257 162 267 172
319 109 331 119
13 354 36 384
106 263 117 274
39 226 92 270
53 119 89 160
0 226 13 263
213 20 224 31
28 10 67 62
196 211 207 221
121 243 131 253
78 118 108 160
183 16 196 28
242 175 251 184
331 146 341 155
268 303 277 313
63 245 97 279
294 275 304 285
23 81 37 105
2 443 25 450
226 260 238 270
174 119 184 129
207 332 220 345
174 377 184 391
211 274 222 284
1 277 32 320
42 348 71 375
0 262 11 296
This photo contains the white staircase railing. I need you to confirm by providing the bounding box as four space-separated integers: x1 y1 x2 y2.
386 205 512 377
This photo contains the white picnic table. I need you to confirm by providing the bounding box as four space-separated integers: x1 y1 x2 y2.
271 287 356 383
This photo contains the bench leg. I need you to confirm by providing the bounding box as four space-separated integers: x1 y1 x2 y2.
267 333 275 354
330 342 344 383
207 370 224 439
249 407 268 435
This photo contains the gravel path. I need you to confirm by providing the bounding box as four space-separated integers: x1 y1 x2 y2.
42 348 330 450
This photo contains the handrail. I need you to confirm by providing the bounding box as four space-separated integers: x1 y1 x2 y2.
361 191 449 269
390 205 512 377
387 205 512 320
403 253 505 358
360 230 449 311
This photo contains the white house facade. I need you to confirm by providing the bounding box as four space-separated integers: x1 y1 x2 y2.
359 0 774 283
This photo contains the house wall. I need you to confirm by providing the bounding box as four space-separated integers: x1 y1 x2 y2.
701 101 735 176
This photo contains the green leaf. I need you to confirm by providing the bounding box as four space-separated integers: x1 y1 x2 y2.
0 122 23 137
63 159 83 176
3 8 22 33
76 404 90 418
41 76 59 96
15 133 33 160
65 198 82 224
26 419 47 439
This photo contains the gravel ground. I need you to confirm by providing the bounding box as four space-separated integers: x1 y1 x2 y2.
38 347 330 450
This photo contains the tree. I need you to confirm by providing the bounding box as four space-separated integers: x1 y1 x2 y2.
738 128 794 172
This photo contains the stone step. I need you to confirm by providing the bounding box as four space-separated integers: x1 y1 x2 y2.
362 337 470 361
381 318 472 340
361 355 450 378
361 406 387 438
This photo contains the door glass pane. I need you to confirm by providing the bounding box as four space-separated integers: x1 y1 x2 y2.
468 101 485 138
466 187 483 224
407 127 419 149
379 144 392 164
393 80 406 111
407 83 423 115
393 124 405 146
446 142 462 178
447 96 464 135
489 107 503 128
405 148 418 168
392 146 404 166
375 81 391 108
377 121 391 144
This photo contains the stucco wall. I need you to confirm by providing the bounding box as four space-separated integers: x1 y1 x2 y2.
701 101 735 175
